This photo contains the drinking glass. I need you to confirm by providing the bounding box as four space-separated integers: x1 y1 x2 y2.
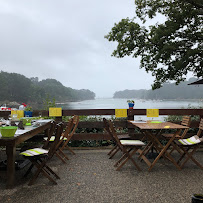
39 112 42 119
7 115 12 125
25 115 30 124
0 117 5 126
8 114 12 120
12 114 18 120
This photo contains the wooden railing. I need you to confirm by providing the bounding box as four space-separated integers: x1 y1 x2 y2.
1 109 203 140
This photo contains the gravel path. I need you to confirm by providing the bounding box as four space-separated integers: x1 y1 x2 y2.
0 149 202 203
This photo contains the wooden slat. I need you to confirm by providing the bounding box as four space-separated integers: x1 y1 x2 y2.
69 121 128 129
0 111 11 119
2 108 203 117
71 132 199 141
72 133 112 140
63 120 200 129
71 133 144 140
62 109 115 116
199 119 203 130
128 109 203 115
129 121 189 130
128 121 199 129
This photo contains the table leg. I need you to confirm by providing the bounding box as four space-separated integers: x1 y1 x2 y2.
144 130 163 156
6 146 16 188
148 130 182 171
44 128 49 137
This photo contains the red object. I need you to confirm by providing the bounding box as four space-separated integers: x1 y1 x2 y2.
22 103 27 107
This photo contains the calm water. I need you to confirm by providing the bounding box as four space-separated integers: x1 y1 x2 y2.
57 98 202 121
57 98 202 109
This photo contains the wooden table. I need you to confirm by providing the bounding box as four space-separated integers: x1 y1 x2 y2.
0 120 52 188
129 121 189 171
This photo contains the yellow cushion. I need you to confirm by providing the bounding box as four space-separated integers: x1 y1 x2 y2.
44 136 67 141
20 148 48 156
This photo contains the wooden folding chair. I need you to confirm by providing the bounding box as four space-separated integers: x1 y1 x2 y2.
42 121 57 149
103 118 145 171
103 120 131 159
163 116 191 139
44 116 79 163
51 115 79 164
58 115 79 155
20 123 63 185
162 116 191 155
174 118 203 169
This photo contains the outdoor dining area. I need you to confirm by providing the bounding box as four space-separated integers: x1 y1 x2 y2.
0 108 202 202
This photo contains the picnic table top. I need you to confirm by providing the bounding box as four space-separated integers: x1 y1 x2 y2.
128 120 189 130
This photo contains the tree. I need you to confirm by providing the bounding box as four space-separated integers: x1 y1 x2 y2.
0 71 32 102
105 0 203 89
0 71 96 104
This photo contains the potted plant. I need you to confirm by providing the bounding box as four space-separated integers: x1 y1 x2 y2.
23 103 33 117
127 100 135 109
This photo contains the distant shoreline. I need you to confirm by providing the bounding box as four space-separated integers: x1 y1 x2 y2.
112 98 203 101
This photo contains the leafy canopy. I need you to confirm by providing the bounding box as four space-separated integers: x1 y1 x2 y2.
105 0 203 89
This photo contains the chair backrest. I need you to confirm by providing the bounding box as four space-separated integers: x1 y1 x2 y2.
181 116 191 127
180 116 191 138
62 115 79 141
103 118 123 149
197 118 203 138
43 121 56 149
48 122 64 157
103 118 115 140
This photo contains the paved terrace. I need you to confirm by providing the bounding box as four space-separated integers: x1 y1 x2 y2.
0 149 202 203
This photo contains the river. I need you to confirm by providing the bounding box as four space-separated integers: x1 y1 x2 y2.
56 98 202 121
57 98 202 109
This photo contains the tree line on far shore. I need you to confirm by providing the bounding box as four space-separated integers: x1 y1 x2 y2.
113 78 203 100
0 71 95 106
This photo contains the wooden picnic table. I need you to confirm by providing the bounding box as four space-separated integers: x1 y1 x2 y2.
128 121 189 171
0 120 52 188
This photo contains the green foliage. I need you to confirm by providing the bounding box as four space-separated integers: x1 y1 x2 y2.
105 0 203 89
68 140 113 147
43 94 56 111
127 100 135 103
61 116 128 147
165 103 203 122
0 71 96 105
164 103 203 134
24 104 33 111
0 71 32 102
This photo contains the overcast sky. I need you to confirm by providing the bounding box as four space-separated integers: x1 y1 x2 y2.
0 0 165 98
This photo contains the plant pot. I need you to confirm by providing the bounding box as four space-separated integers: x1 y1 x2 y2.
24 111 33 117
128 103 134 109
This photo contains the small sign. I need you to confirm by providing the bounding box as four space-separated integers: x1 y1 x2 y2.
115 109 127 118
11 110 24 119
49 107 62 117
147 109 159 117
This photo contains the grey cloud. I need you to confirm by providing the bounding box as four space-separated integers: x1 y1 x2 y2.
0 0 156 97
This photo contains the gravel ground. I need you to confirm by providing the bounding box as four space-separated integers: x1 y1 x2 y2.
0 149 202 203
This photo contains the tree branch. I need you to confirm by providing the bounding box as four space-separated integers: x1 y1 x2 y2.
196 9 203 15
182 0 203 9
